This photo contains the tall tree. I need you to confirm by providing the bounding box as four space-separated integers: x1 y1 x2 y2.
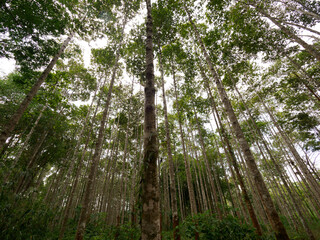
141 0 160 239
183 2 290 239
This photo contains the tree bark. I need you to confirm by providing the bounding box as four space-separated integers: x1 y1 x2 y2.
286 55 320 89
192 108 223 218
259 98 320 201
58 86 102 240
141 0 160 239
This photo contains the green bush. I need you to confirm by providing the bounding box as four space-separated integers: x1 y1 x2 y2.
181 212 259 240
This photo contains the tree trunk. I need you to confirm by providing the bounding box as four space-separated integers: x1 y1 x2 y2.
192 108 223 218
58 97 101 240
0 33 74 150
251 3 320 63
283 2 320 20
286 55 320 89
75 38 123 240
15 131 48 194
172 64 198 217
199 64 263 235
129 129 143 227
232 77 315 239
141 0 160 239
14 105 47 164
185 6 289 239
282 21 320 36
259 97 320 201
158 50 180 240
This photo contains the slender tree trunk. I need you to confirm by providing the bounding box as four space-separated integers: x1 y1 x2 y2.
259 97 320 200
283 2 320 20
98 115 120 216
99 140 115 214
192 108 223 218
0 135 14 161
185 7 289 238
129 129 143 227
59 74 109 239
233 78 315 238
199 64 263 235
4 105 46 183
0 33 74 150
59 106 100 239
74 41 124 240
118 114 130 225
172 65 197 217
176 161 185 221
282 21 320 36
14 105 47 164
293 73 320 102
158 50 180 240
141 0 160 239
191 141 209 212
15 131 48 194
250 3 320 63
286 55 320 89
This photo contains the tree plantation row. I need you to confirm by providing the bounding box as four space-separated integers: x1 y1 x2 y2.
0 0 319 239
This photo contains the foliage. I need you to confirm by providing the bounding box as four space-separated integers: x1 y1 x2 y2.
0 191 55 240
0 0 319 239
180 212 260 240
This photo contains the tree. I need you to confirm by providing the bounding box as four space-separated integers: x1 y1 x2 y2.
141 0 161 239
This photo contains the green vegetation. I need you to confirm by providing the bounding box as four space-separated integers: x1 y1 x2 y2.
0 0 319 239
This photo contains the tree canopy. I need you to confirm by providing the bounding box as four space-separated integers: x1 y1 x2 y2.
0 0 319 239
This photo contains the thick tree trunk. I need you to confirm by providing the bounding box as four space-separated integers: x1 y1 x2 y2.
141 0 160 239
0 33 74 150
185 6 289 239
